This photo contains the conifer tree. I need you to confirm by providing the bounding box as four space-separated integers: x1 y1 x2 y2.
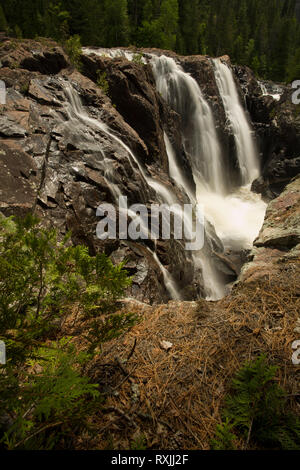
211 356 300 450
2 0 300 81
0 5 8 32
157 0 179 50
102 0 129 47
0 214 135 449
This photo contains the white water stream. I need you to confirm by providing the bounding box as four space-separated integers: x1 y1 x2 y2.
151 55 267 299
63 82 183 300
213 59 260 185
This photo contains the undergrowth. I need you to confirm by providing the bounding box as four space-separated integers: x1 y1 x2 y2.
0 214 135 449
211 355 300 450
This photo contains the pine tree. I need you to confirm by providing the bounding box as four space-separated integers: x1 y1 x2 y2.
0 5 8 32
0 214 135 449
212 356 300 450
178 0 201 55
2 0 300 81
102 0 129 47
157 0 179 50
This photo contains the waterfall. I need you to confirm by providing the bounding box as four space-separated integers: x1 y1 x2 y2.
213 59 260 185
63 82 183 300
82 47 147 63
150 54 267 299
150 56 229 300
151 250 181 301
81 49 267 301
152 55 226 195
259 80 282 101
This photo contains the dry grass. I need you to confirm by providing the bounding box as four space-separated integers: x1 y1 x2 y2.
64 262 300 450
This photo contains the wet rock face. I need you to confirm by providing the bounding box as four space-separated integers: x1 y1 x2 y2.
240 175 300 284
81 54 168 168
80 53 195 191
234 65 300 199
0 39 200 304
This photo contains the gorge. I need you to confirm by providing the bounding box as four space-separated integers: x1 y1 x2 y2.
0 39 299 304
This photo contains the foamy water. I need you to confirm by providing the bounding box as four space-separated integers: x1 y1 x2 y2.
197 185 267 250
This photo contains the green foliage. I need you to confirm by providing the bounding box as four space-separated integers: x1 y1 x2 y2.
136 0 179 50
84 312 137 354
2 0 300 81
96 70 110 96
130 433 147 450
0 214 132 362
102 0 130 47
0 214 134 449
14 24 22 39
287 46 300 82
1 339 101 450
0 5 8 32
132 53 144 65
64 34 82 69
20 81 30 95
157 0 179 50
211 418 236 450
212 356 300 450
44 2 70 42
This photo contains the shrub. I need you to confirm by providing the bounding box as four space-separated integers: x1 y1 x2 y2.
130 434 147 450
0 214 135 449
65 34 82 70
211 355 300 450
1 339 101 450
0 214 132 358
211 418 236 450
20 81 30 96
96 70 110 96
132 53 144 65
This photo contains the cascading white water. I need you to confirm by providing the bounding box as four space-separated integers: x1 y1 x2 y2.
151 250 181 300
152 56 226 195
198 188 267 251
150 55 267 299
259 80 282 102
63 81 183 300
82 47 147 63
150 56 229 300
213 59 260 185
79 50 268 301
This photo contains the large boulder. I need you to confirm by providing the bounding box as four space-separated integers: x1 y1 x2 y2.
0 38 69 74
240 175 300 284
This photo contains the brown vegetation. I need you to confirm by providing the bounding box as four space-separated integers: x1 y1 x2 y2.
61 261 300 450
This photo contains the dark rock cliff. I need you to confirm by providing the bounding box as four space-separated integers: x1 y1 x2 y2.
0 40 198 304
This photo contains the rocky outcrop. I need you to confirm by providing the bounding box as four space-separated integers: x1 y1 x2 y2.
0 38 69 74
81 52 195 189
240 175 300 284
0 39 203 304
